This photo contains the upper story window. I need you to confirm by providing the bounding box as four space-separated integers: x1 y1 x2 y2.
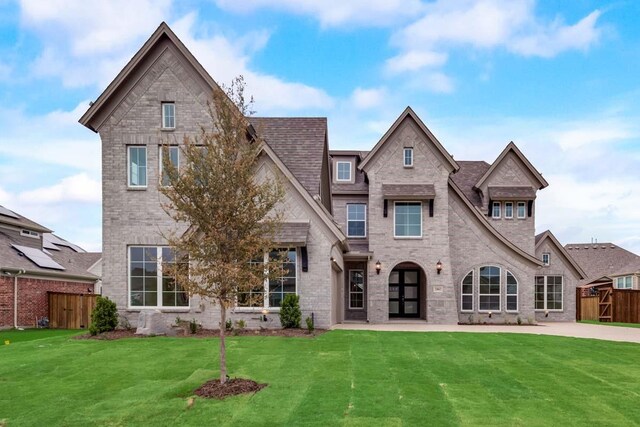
394 202 422 238
346 204 366 237
160 146 180 186
20 229 40 238
129 246 189 308
517 201 526 219
505 202 513 219
492 202 501 218
336 161 351 182
162 102 175 129
615 276 633 289
542 253 550 266
403 148 413 167
128 146 147 187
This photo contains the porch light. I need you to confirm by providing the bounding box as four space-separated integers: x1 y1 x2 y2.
436 260 443 275
375 260 382 275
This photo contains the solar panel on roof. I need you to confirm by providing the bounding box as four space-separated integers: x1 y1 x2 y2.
0 206 19 219
12 244 65 270
42 234 61 251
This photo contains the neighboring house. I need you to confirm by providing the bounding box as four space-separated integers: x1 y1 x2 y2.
79 22 586 329
0 205 101 328
566 243 640 293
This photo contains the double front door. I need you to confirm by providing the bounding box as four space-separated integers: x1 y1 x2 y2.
389 269 420 318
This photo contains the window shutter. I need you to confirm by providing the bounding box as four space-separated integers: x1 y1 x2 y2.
527 200 533 217
383 199 388 218
301 247 308 272
429 199 434 217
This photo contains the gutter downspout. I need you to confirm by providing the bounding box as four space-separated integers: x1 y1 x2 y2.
2 269 26 329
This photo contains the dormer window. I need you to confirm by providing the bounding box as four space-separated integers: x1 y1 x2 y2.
542 253 550 266
162 102 175 129
21 229 40 238
403 148 413 167
492 202 501 218
336 161 351 182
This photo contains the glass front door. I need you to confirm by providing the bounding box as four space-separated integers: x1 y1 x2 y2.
389 269 420 318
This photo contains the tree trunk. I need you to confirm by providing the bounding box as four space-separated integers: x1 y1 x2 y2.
219 300 227 384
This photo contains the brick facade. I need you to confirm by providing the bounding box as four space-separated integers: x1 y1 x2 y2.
0 276 95 328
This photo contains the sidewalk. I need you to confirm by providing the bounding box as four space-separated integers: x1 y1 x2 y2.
332 321 640 344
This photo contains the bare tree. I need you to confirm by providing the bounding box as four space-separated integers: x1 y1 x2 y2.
159 76 284 384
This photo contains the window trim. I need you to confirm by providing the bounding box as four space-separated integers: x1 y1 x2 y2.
403 147 413 167
461 271 474 312
615 276 633 289
505 202 513 219
535 275 564 312
127 146 148 188
348 269 365 310
161 102 175 129
127 246 190 310
346 203 367 238
542 253 550 266
478 266 501 312
159 145 180 187
335 161 352 182
517 201 526 219
492 201 501 218
393 201 423 239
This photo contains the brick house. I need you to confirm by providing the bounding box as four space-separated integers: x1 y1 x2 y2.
0 206 101 328
80 22 587 329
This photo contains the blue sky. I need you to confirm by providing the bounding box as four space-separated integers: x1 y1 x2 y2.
0 0 639 254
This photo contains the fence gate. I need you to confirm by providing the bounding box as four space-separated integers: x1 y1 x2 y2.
598 287 613 322
48 292 98 329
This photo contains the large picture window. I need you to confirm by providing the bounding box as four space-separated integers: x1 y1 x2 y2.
461 271 473 311
479 266 500 311
535 275 563 311
349 270 364 309
347 204 366 237
128 146 147 187
394 202 422 237
129 246 188 308
237 248 297 309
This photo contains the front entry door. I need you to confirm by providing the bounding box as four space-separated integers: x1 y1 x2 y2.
389 269 420 318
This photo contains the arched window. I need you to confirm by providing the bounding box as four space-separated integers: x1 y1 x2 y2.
461 271 473 311
506 271 518 312
479 266 500 311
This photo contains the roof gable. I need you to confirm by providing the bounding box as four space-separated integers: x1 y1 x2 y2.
79 22 219 132
535 230 587 279
358 107 459 173
476 142 548 190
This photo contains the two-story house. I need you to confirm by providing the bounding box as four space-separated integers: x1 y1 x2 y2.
80 23 585 329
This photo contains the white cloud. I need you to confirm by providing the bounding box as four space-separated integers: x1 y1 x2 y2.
214 0 424 28
18 173 101 204
385 50 448 74
350 87 387 110
170 13 333 112
553 119 635 151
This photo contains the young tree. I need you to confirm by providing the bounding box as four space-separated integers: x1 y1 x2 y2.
159 76 285 385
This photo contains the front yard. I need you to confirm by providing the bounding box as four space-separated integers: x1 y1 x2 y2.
1 329 639 426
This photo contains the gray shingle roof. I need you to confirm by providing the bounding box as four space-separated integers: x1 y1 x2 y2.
382 184 435 199
488 186 536 200
250 117 327 197
273 222 310 246
565 243 640 285
0 205 52 233
450 161 490 207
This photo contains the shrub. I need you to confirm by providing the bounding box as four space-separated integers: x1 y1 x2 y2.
279 294 301 328
225 319 233 331
189 319 199 334
305 316 314 334
89 296 118 336
517 316 522 325
235 319 246 330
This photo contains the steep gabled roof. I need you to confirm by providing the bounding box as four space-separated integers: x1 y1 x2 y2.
449 179 542 266
249 117 327 198
475 142 549 190
358 107 459 172
450 161 490 207
535 230 586 279
79 22 220 132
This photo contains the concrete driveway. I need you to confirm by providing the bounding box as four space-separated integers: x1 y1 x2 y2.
332 321 640 344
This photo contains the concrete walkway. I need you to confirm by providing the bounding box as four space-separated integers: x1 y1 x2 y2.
332 321 640 344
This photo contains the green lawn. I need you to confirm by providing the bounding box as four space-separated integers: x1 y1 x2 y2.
0 328 82 343
1 330 639 426
579 320 640 328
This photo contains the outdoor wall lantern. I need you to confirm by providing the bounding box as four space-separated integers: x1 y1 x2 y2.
436 260 443 275
375 260 382 275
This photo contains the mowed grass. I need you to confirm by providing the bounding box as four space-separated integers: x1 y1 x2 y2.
0 328 81 343
580 320 640 328
1 331 640 426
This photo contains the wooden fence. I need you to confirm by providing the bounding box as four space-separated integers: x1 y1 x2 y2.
48 292 97 329
576 287 640 323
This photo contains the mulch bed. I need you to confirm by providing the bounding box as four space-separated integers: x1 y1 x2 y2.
74 328 325 340
194 378 267 399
